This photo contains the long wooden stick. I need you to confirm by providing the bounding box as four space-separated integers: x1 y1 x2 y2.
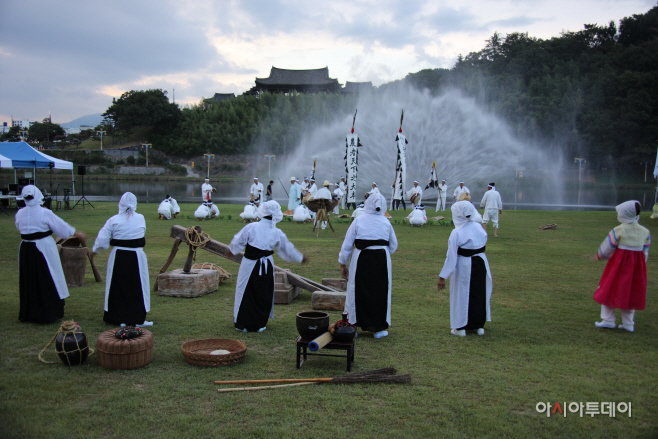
217 382 316 393
215 378 332 385
86 248 103 282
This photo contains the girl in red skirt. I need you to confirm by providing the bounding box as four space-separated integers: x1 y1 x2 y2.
594 200 651 332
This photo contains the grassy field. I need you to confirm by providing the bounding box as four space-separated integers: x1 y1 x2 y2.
0 202 656 438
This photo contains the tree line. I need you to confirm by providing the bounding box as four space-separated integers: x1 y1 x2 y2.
75 5 658 169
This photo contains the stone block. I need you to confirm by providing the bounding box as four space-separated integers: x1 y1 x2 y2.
312 290 346 311
158 269 220 297
321 278 346 291
275 284 302 304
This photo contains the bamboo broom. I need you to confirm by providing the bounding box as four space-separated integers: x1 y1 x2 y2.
215 367 408 386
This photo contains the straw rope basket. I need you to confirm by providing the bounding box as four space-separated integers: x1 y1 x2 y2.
304 198 339 213
181 339 247 367
96 328 154 370
191 263 232 281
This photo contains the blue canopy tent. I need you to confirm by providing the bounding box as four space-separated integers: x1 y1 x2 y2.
0 141 74 194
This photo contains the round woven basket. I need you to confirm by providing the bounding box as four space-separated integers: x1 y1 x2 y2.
304 198 338 213
191 263 232 281
96 329 154 370
181 338 246 367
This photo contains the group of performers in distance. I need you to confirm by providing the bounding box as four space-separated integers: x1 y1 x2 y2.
14 176 651 339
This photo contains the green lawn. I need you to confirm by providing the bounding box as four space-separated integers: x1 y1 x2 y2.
0 203 656 438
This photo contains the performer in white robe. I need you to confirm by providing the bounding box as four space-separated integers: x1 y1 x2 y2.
207 202 219 218
157 197 174 220
315 181 333 230
453 181 470 201
287 177 302 211
168 196 180 217
406 181 422 207
307 178 318 220
437 180 448 212
250 177 264 205
92 192 151 326
201 178 214 202
339 177 348 210
15 185 85 323
480 183 503 237
228 201 307 332
300 177 310 195
369 182 380 195
408 205 427 226
339 193 397 339
333 183 344 214
351 203 366 219
437 201 492 337
308 179 318 198
293 204 312 222
240 202 259 222
194 203 212 220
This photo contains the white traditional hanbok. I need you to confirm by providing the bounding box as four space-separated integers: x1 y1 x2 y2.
339 179 348 210
201 180 214 202
408 206 427 226
169 197 180 215
194 203 212 220
230 201 304 331
15 186 76 323
250 181 264 204
293 205 311 222
157 199 174 219
339 194 398 337
240 203 258 221
407 185 422 207
92 193 150 326
453 184 470 201
480 187 503 228
333 186 344 214
351 204 366 219
439 201 492 333
437 182 448 212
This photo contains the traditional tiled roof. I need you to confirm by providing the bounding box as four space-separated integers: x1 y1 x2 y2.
210 93 235 102
256 67 339 86
342 81 373 93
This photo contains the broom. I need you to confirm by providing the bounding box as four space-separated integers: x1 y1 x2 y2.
216 368 410 392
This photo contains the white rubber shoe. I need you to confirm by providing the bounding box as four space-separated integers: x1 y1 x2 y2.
257 327 266 333
618 324 634 333
140 321 154 327
373 330 388 339
476 328 485 336
594 321 616 329
451 329 466 337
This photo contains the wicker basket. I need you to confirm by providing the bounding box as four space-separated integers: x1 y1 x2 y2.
96 329 154 370
304 198 339 213
191 263 232 281
181 339 246 367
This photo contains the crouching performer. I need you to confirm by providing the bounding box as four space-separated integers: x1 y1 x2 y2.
92 192 152 326
339 193 398 339
437 201 492 337
227 201 308 332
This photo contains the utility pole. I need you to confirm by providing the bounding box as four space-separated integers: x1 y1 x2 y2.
574 157 586 182
204 152 215 178
263 153 276 179
142 144 152 167
96 130 106 151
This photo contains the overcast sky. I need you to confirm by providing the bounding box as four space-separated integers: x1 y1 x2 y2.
0 0 654 124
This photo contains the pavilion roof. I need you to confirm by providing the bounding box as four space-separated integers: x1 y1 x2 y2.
342 81 373 93
256 67 339 86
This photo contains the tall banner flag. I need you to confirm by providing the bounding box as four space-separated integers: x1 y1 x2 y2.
344 110 362 209
653 145 658 179
393 110 408 208
310 159 317 181
425 161 438 190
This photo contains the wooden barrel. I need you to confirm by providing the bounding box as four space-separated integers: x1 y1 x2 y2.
59 247 87 288
96 329 154 370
